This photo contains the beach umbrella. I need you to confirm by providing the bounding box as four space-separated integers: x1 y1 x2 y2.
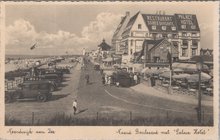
160 71 171 78
186 72 211 82
173 68 184 73
172 73 190 79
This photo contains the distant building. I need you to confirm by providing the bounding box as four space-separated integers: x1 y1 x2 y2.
113 11 201 64
98 39 112 58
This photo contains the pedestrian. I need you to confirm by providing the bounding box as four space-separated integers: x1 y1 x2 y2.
102 74 105 85
105 74 108 85
73 99 77 115
108 76 112 86
134 73 138 85
85 73 90 84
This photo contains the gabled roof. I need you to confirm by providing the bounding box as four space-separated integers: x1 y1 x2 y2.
136 38 165 61
142 14 177 33
122 11 140 37
174 14 200 32
98 39 111 51
112 16 126 39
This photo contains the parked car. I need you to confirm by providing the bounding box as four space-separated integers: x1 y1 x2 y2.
42 74 62 86
24 76 57 92
94 64 100 71
5 81 52 103
113 71 132 87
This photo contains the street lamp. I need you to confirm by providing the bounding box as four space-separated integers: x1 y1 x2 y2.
168 38 173 94
196 56 203 124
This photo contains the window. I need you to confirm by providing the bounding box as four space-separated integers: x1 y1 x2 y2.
181 25 186 29
162 26 167 30
182 32 187 36
138 24 142 29
171 26 176 31
182 48 188 57
191 25 196 29
130 40 133 46
162 34 167 38
192 33 197 37
192 49 197 56
152 26 156 30
182 40 188 46
192 40 198 46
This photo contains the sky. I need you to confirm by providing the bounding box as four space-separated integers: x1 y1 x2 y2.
5 2 218 55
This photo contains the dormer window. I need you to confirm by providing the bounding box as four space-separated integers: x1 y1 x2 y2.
181 25 186 29
138 24 142 29
162 26 166 31
152 26 156 30
191 25 196 29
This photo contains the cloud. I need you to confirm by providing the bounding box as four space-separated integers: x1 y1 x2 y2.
6 12 122 55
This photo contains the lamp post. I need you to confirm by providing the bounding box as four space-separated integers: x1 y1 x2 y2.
196 56 203 124
168 38 173 94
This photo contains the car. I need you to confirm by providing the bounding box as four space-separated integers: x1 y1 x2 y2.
42 74 62 86
94 64 100 71
5 81 52 103
24 76 58 92
113 71 132 87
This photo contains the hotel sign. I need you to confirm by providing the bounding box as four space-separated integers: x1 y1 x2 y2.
146 15 174 26
177 15 194 25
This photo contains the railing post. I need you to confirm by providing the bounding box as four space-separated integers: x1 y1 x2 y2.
96 112 99 125
31 112 34 125
129 111 132 125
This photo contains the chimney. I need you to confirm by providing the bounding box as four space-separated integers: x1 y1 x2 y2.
126 11 130 17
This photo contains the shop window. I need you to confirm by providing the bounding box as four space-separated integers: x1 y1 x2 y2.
138 24 142 29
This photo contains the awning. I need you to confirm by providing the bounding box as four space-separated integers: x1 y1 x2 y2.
172 62 209 71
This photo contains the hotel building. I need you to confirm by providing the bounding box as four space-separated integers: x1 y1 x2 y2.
112 11 201 64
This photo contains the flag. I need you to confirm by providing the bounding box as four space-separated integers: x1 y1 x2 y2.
30 43 37 50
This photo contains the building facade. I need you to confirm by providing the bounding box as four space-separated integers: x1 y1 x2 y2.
113 11 201 64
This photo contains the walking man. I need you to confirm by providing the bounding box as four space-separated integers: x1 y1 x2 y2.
85 73 90 84
73 99 77 115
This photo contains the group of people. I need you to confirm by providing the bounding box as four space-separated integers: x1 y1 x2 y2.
101 74 113 86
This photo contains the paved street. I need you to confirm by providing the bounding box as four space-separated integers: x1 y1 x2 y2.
5 60 213 125
75 61 213 122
